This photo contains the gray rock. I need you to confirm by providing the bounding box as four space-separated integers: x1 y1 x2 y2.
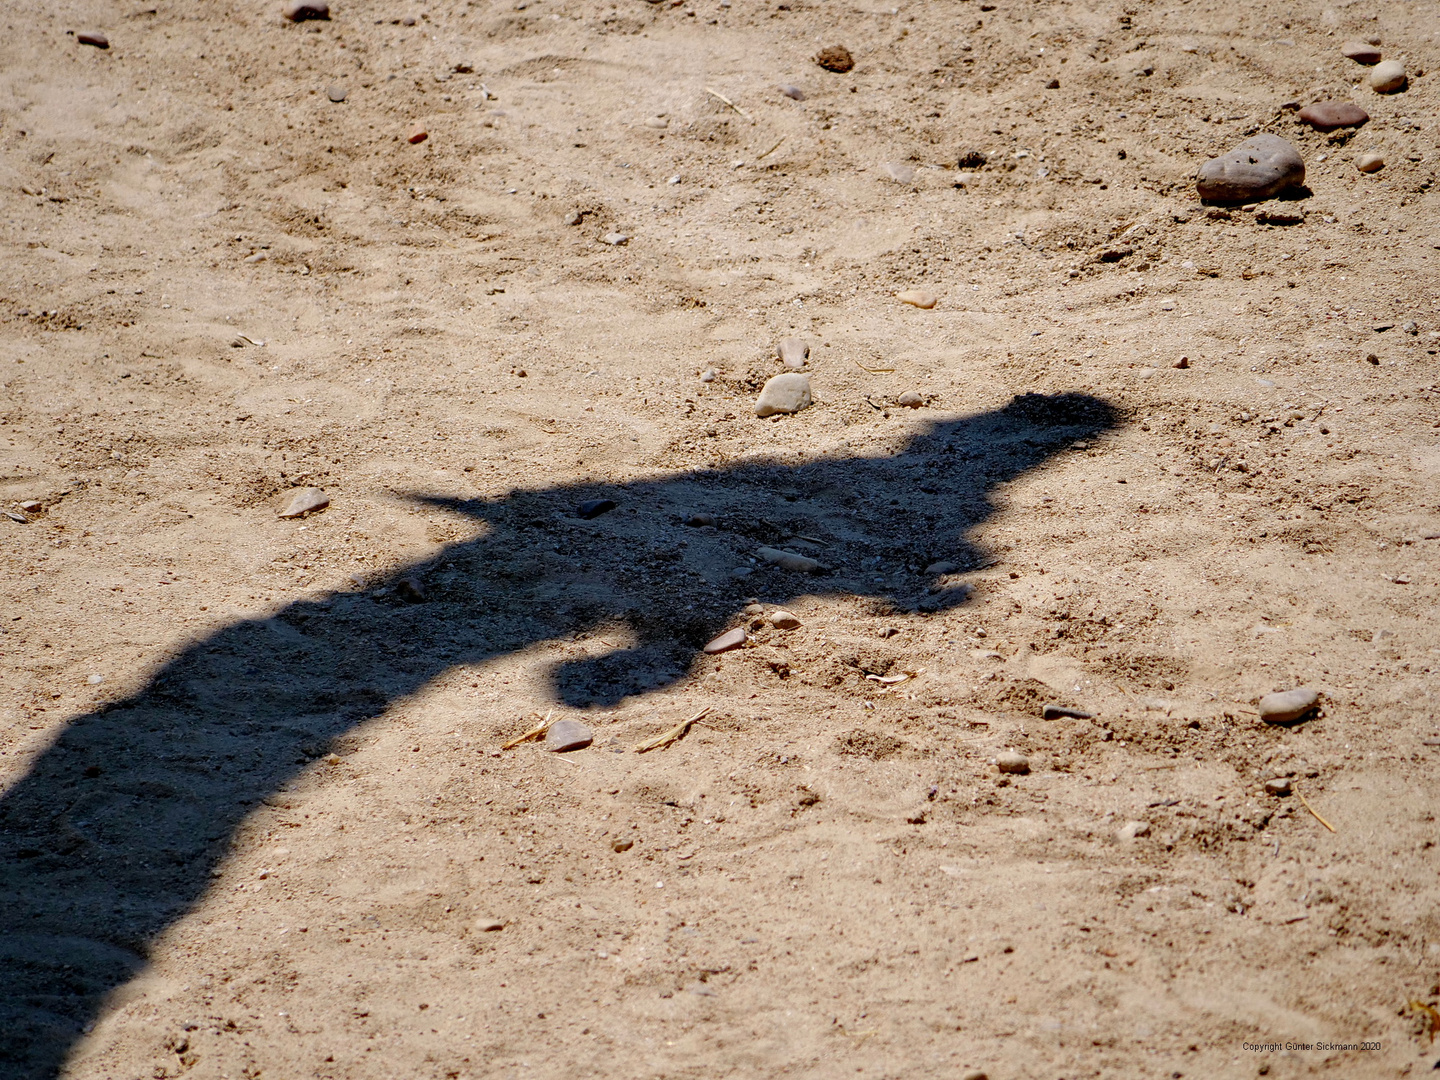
777 337 809 370
1340 40 1382 64
644 116 669 129
700 368 717 382
684 513 717 527
1196 134 1304 203
1117 820 1150 841
602 232 630 246
277 487 329 518
1368 59 1406 92
996 751 1030 775
1264 777 1292 797
1258 687 1320 724
757 546 820 573
754 373 812 417
563 210 583 226
545 719 593 752
282 0 329 20
884 162 915 184
703 627 747 654
327 83 348 102
778 84 805 100
925 560 959 574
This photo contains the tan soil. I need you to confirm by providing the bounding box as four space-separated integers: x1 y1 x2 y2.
2 1 1439 1078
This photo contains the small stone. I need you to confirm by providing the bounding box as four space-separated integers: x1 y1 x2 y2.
777 337 809 370
769 609 802 629
757 546 820 574
282 0 330 20
602 232 630 246
700 368 716 382
1340 40 1382 64
996 751 1030 775
576 498 616 519
327 83 347 102
1173 356 1190 369
754 372 812 417
18 500 42 513
277 487 329 519
401 14 416 25
563 210 583 226
644 116 669 129
896 390 924 409
1355 152 1385 173
925 560 959 574
396 577 426 603
1264 777 1292 797
1117 820 1150 841
1258 687 1320 724
883 162 915 184
684 513 716 527
545 719 593 752
1403 321 1419 335
957 149 987 169
611 838 634 852
814 45 854 73
896 289 937 309
1044 78 1060 89
1196 133 1304 203
475 918 505 932
1042 705 1093 720
703 627 747 654
1297 101 1368 130
778 84 805 100
87 674 104 685
407 123 428 144
1368 59 1407 93
744 603 765 615
76 31 110 48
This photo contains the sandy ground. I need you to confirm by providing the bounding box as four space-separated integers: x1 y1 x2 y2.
3 0 1440 1077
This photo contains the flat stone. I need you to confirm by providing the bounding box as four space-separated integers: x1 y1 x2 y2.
884 162 915 184
1340 40 1382 64
777 337 809 370
684 513 716 527
1196 133 1304 203
1368 59 1407 93
754 372 811 417
611 838 634 852
282 0 330 20
277 487 329 518
563 210 583 226
996 751 1030 775
1042 705 1094 720
576 499 616 519
814 45 854 73
896 289 937 309
1356 152 1385 173
644 116 669 129
703 627 747 654
1264 777 1292 797
778 84 805 100
1297 101 1368 130
1117 820 1150 841
1044 78 1060 89
757 546 820 573
18 500 42 513
1258 687 1320 724
327 83 348 102
407 123 428 144
602 232 630 246
475 918 505 932
896 390 924 408
545 719 593 752
76 31 110 48
925 560 959 574
768 609 802 629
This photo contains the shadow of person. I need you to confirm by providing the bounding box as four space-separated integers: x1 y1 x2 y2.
0 392 1116 1077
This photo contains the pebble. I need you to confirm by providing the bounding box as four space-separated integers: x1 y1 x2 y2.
703 627 747 654
757 546 820 573
883 162 915 184
743 603 764 615
1044 78 1060 89
1264 777 1292 797
1042 705 1093 720
1258 687 1320 724
1355 152 1385 173
475 918 505 932
612 838 634 852
778 84 805 100
645 116 669 129
684 513 716 527
282 0 330 20
76 31 110 48
327 83 348 102
1340 40 1382 64
1368 59 1407 93
1296 101 1368 131
754 372 812 417
563 210 583 226
18 500 42 513
996 751 1030 775
814 45 854 73
700 368 716 382
925 560 959 574
896 390 924 408
896 289 937 309
602 232 630 246
1117 820 1151 841
396 577 426 603
277 487 329 519
407 123 428 144
777 337 809 370
576 498 616 519
545 719 593 752
1196 133 1304 202
769 609 802 629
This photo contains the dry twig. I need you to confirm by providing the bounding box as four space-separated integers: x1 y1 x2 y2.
854 359 895 374
635 707 712 754
1294 784 1336 832
704 87 751 119
501 710 553 750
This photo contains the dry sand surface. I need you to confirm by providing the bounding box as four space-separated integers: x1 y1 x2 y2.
3 0 1440 1077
